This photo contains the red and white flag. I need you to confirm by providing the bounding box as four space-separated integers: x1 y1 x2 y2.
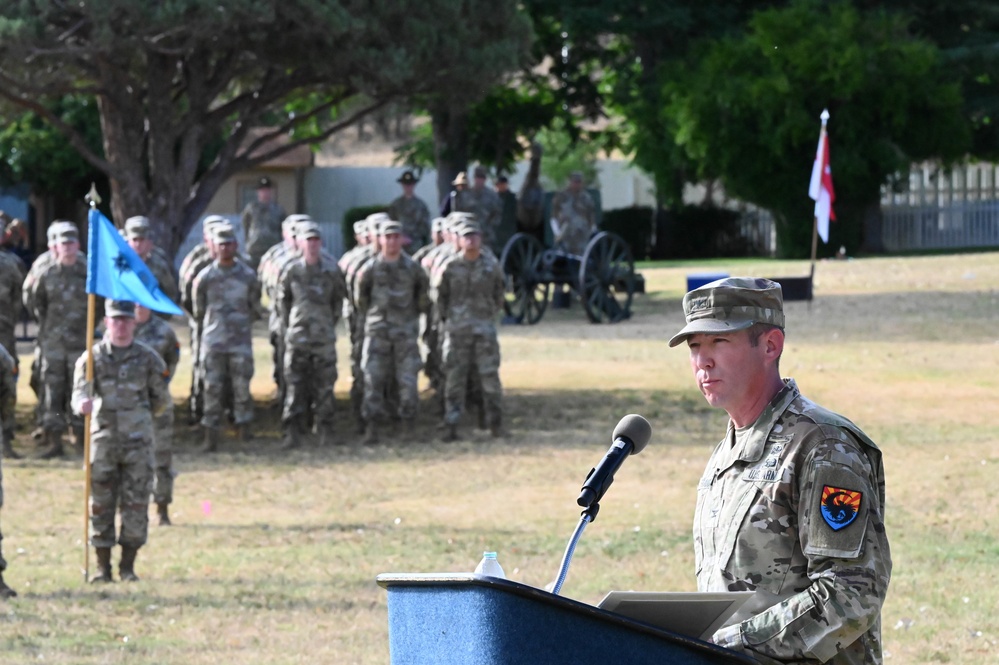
808 110 836 243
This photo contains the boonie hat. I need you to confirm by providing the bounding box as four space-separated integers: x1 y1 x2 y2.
668 277 784 348
125 216 150 239
106 300 136 319
451 172 468 187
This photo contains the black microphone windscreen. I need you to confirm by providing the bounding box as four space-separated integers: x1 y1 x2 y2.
613 414 652 454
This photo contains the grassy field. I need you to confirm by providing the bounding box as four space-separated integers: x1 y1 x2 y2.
1 252 998 663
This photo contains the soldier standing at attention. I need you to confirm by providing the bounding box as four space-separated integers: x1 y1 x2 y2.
0 218 23 459
124 216 180 316
242 176 286 270
412 217 444 265
72 300 170 583
277 220 346 448
0 343 18 596
193 223 262 451
179 215 227 424
550 171 596 256
355 219 429 444
29 221 96 459
453 166 502 255
257 215 306 406
669 277 891 664
388 170 432 254
435 221 505 441
133 304 180 526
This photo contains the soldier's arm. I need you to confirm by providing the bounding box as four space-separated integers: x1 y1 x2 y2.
330 269 346 327
491 264 505 313
70 350 92 415
712 435 890 663
278 268 293 331
164 329 181 382
192 272 207 327
249 272 265 321
356 266 372 314
0 352 16 431
147 353 171 418
415 264 431 316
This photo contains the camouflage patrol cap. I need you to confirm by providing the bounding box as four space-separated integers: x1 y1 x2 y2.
125 215 151 239
431 217 445 233
473 165 487 179
202 215 228 231
283 214 311 231
106 300 136 319
668 276 784 347
51 221 79 242
366 212 391 225
459 220 481 236
378 219 403 236
352 220 368 236
212 222 237 244
296 219 321 239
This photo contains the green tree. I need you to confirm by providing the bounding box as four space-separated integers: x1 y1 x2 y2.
0 0 530 256
666 0 969 256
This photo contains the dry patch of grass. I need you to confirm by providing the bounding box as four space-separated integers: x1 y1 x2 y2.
2 252 998 663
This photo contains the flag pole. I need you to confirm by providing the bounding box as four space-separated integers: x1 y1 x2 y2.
809 109 830 286
82 184 100 583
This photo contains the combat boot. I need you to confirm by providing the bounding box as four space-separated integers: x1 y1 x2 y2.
37 430 65 460
362 422 379 445
0 572 17 598
157 502 171 526
90 547 113 583
199 426 220 453
280 423 303 450
118 545 140 582
2 438 20 460
441 423 459 443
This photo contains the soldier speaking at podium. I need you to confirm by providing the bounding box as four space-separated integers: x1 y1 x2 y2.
670 277 891 665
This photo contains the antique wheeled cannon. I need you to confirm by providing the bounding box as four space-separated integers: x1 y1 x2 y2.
500 231 638 324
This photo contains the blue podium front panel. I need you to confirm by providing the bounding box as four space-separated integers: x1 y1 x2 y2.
378 575 752 665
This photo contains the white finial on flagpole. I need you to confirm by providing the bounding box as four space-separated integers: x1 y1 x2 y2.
85 182 102 208
820 108 830 127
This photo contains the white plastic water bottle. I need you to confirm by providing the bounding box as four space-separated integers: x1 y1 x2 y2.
474 551 506 579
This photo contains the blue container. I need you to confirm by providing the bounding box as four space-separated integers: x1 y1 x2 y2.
686 272 729 292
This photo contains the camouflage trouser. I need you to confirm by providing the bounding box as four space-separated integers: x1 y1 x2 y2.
282 345 337 430
89 429 154 548
361 333 421 422
270 327 286 406
0 444 5 571
188 321 202 423
40 345 85 434
200 350 254 428
349 314 364 423
0 329 16 367
442 331 502 428
151 407 174 506
421 313 442 396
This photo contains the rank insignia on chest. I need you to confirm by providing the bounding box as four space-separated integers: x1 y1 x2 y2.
820 485 862 531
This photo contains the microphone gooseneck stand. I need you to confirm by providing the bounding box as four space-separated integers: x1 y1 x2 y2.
551 502 599 596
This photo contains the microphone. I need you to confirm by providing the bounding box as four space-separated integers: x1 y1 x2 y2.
577 414 652 509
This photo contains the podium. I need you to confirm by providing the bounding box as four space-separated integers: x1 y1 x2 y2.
376 573 755 665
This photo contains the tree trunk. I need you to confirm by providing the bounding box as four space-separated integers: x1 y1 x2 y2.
431 102 470 206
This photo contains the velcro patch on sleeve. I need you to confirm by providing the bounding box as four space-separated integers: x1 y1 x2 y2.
802 463 871 559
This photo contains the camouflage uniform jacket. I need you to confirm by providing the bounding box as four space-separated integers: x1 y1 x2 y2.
342 246 377 308
142 249 180 310
242 200 286 262
695 379 890 665
388 195 432 250
192 261 262 356
178 243 212 316
278 256 346 350
21 250 58 317
0 344 15 435
435 252 505 336
356 254 429 338
551 188 596 255
134 316 181 382
72 337 170 433
454 188 502 250
29 259 91 350
258 242 299 333
411 241 439 266
0 251 24 346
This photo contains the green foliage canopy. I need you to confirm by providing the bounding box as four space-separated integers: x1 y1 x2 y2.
663 0 969 256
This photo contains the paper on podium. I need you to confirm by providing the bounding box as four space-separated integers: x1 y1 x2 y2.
597 591 754 641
